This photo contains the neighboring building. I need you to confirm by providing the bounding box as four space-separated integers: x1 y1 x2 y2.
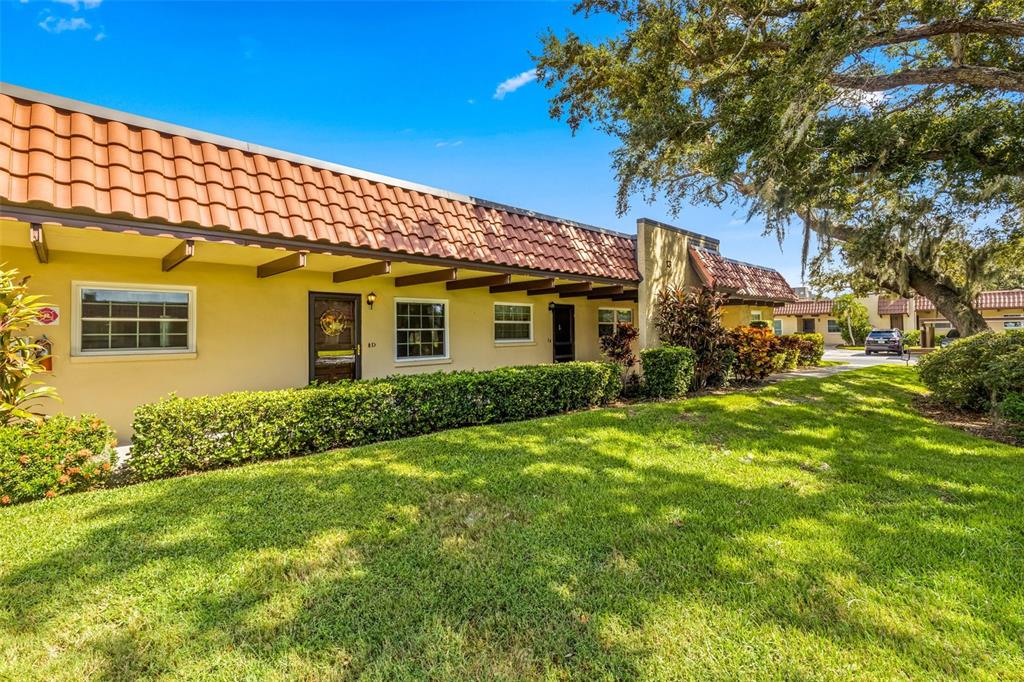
0 85 794 436
775 291 1024 346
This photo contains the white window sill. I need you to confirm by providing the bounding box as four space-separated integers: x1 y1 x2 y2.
69 352 198 364
393 357 452 368
494 341 536 347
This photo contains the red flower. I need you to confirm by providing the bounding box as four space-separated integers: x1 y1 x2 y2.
18 455 30 465
1 496 10 505
44 490 56 498
58 475 70 485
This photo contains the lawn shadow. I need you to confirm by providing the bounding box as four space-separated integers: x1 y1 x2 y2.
2 367 1022 679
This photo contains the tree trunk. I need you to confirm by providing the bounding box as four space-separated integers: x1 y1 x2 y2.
906 266 989 336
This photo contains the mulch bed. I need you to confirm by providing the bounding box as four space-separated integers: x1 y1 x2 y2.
912 395 1021 447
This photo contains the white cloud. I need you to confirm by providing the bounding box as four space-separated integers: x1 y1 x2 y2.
834 88 886 109
52 0 102 9
493 69 536 100
466 98 476 105
94 28 106 41
39 15 91 33
435 140 464 148
728 218 745 226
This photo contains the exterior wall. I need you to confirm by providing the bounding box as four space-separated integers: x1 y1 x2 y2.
635 219 711 348
917 309 1024 334
720 304 775 329
4 239 634 439
774 314 845 345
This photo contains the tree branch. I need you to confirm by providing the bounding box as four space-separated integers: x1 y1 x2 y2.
861 18 1024 48
830 66 1024 92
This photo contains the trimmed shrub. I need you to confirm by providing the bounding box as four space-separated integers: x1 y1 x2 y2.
902 329 921 346
1000 392 1024 425
640 346 696 398
129 362 620 481
792 333 824 366
1 415 116 505
728 326 780 382
917 331 1024 411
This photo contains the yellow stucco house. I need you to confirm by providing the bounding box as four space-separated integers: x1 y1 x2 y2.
774 291 1024 346
0 84 795 436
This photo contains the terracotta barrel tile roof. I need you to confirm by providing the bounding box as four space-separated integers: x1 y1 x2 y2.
774 299 834 316
0 89 639 282
915 289 1024 312
877 297 911 315
688 246 796 303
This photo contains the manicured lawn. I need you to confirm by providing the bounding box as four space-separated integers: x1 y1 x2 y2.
2 366 1022 680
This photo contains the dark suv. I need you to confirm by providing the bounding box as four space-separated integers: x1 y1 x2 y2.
865 329 904 355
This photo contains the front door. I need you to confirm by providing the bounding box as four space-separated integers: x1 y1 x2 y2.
309 293 360 383
801 317 816 333
551 304 575 362
890 314 904 331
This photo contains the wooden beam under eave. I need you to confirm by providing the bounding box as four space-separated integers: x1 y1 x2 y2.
257 251 307 278
394 267 458 288
489 278 555 294
161 239 194 272
333 260 391 283
446 273 510 291
560 289 598 299
554 281 592 294
29 223 48 263
584 285 625 300
527 287 559 296
611 291 639 302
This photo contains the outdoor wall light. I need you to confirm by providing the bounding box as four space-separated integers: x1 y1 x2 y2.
366 292 377 310
548 302 556 311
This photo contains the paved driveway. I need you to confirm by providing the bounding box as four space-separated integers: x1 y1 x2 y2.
767 347 917 383
822 347 919 367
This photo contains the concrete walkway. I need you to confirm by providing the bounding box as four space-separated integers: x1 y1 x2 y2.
766 348 917 383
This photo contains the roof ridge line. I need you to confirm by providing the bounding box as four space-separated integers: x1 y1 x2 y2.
0 82 635 242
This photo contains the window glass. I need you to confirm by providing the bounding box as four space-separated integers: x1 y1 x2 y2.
494 304 532 342
773 319 783 335
751 310 763 322
1004 320 1022 329
599 308 633 337
396 301 447 359
78 287 192 353
827 319 841 333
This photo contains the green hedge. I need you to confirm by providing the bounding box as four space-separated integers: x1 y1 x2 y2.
129 362 620 481
917 331 1024 411
640 346 696 398
1 415 116 505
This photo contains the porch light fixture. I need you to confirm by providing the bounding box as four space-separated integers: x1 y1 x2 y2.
548 302 556 311
366 292 377 310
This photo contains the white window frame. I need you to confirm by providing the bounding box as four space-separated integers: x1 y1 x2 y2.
71 281 196 357
773 319 783 335
394 297 449 362
750 310 763 322
1004 320 1023 329
826 318 842 333
598 307 634 337
493 302 533 344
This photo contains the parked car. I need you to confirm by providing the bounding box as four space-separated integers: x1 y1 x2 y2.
939 329 961 347
865 329 904 355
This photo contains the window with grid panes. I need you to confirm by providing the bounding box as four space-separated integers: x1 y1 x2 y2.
395 300 447 359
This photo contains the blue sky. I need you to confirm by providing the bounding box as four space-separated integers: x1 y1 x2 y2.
1 0 813 285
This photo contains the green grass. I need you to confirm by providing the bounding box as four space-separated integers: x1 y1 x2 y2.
2 366 1022 680
817 360 847 367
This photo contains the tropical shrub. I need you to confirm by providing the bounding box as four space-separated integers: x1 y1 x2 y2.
728 326 780 382
782 333 824 366
1 414 116 505
639 346 696 398
599 322 639 371
902 329 921 346
129 362 620 481
1 267 59 424
917 331 1024 411
833 294 872 345
653 287 730 389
